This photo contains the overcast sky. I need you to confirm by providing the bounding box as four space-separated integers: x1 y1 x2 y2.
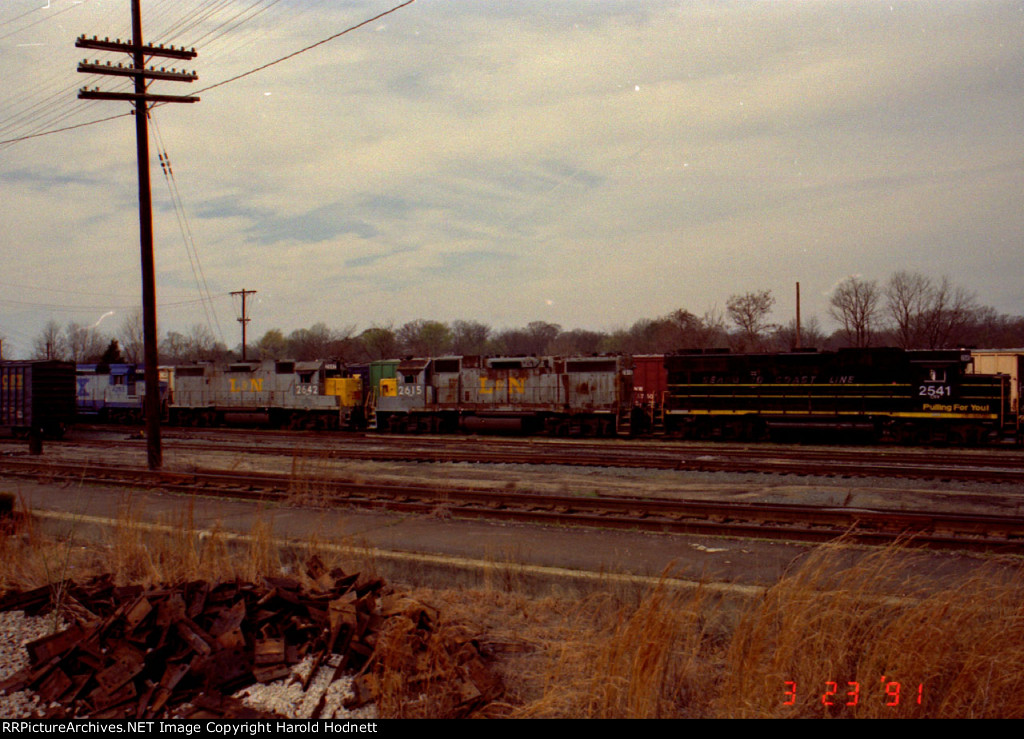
2 0 1023 357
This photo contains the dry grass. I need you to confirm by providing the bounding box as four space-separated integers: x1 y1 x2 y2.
108 495 284 586
432 546 1024 719
1 498 1023 718
287 450 338 507
0 494 289 590
508 582 720 718
373 605 492 719
722 542 1024 718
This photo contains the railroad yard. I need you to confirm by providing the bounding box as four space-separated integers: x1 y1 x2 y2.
2 426 1024 718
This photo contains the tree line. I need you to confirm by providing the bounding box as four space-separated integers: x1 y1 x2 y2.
826 272 1022 350
19 271 1024 365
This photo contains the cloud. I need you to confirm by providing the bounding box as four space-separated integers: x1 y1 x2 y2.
2 0 1024 349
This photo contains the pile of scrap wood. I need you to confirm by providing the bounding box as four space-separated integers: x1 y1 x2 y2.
0 558 502 718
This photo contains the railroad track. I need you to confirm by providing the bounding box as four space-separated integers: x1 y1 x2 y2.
3 457 1023 554
9 429 1024 484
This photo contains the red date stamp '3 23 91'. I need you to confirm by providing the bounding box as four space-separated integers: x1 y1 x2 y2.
784 678 924 708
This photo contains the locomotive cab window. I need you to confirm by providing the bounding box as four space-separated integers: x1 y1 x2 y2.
567 360 617 373
490 360 523 370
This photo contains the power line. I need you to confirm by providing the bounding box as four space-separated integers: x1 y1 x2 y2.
0 111 132 148
0 0 91 43
151 113 227 346
0 0 416 147
189 0 415 98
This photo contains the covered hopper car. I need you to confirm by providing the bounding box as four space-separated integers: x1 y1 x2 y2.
1 361 76 438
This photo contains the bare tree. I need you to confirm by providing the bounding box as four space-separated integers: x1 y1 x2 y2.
328 325 360 362
450 321 491 355
726 290 776 350
828 276 880 347
492 322 562 356
884 272 979 349
288 323 335 361
919 277 978 349
160 331 188 364
119 308 144 363
254 329 288 359
547 329 606 356
885 271 932 348
396 320 452 357
32 321 67 360
525 321 561 355
185 324 219 359
774 316 827 351
66 322 106 362
356 326 398 361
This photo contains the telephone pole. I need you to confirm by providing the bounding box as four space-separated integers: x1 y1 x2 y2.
231 288 257 361
76 1 199 470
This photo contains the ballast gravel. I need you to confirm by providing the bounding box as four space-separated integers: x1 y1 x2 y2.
0 611 377 720
0 610 67 718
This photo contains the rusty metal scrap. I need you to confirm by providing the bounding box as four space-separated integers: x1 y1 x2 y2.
0 560 502 718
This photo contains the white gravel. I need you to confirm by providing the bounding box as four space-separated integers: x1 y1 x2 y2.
0 611 377 719
234 655 378 720
0 610 68 718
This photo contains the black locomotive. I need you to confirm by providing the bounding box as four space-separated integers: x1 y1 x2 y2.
636 348 1015 444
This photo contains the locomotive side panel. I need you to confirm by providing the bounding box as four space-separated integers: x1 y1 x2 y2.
169 360 352 429
661 349 1007 442
461 357 559 410
372 355 626 435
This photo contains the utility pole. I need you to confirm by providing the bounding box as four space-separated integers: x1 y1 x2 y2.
795 281 801 350
76 1 199 470
231 288 257 361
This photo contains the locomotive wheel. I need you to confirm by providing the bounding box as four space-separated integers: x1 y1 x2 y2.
896 423 918 445
744 418 768 441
